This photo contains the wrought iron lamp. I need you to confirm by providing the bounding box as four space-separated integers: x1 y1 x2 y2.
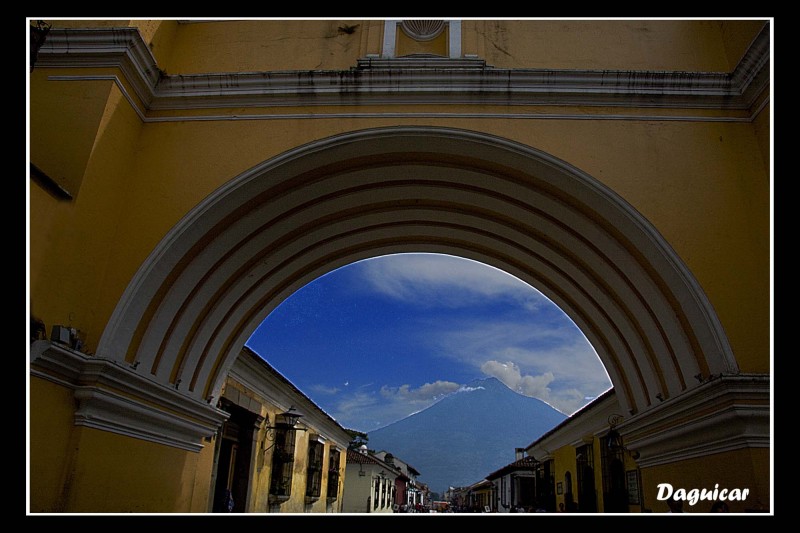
606 414 624 451
606 414 639 459
264 407 306 439
261 407 307 460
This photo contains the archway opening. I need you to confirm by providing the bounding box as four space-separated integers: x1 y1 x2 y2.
246 252 612 433
91 126 737 453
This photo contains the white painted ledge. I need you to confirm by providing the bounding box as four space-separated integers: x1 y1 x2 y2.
30 340 229 452
620 374 770 467
35 24 769 112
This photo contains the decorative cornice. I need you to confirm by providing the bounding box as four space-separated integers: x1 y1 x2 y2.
619 374 770 468
30 341 229 452
36 27 160 107
34 23 770 115
524 374 770 468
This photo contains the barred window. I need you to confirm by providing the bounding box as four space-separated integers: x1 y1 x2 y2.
269 426 297 499
576 443 597 512
600 435 627 512
327 448 341 499
305 440 324 499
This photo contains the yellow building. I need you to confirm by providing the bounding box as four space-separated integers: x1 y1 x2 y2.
212 347 351 513
28 18 771 513
525 386 768 513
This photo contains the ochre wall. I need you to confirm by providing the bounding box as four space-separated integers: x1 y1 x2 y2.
30 76 144 353
60 428 212 512
464 20 737 71
29 19 770 513
552 446 577 510
29 375 215 512
29 99 770 373
29 378 75 512
161 20 372 74
44 19 765 73
640 448 770 513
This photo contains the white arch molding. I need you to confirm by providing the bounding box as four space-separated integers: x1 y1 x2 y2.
91 126 737 428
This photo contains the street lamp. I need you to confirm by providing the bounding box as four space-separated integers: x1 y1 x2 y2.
264 407 306 440
606 414 624 452
261 407 307 462
606 414 639 459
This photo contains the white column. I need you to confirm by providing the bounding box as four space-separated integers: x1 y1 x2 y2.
382 20 398 58
449 20 461 58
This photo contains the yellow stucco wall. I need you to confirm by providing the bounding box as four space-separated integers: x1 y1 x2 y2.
29 104 770 374
640 448 770 513
28 71 112 196
29 399 215 514
60 428 212 512
396 24 448 57
552 446 577 510
41 19 767 73
163 20 371 74
30 76 144 353
28 19 770 513
465 20 741 71
28 377 75 512
592 440 605 512
720 20 770 67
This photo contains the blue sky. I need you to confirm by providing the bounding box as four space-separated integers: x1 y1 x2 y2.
246 253 612 433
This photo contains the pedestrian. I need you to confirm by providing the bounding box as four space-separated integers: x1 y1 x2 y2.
667 499 684 513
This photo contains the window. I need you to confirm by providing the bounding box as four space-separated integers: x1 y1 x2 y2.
305 440 324 500
600 435 627 512
576 443 597 512
327 448 340 500
269 426 297 500
535 459 556 512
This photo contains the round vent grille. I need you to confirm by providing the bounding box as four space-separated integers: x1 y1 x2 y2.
400 20 446 41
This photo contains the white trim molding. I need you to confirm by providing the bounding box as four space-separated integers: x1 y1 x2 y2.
35 23 769 115
227 349 352 449
36 27 161 108
94 125 739 419
619 374 770 468
30 340 230 452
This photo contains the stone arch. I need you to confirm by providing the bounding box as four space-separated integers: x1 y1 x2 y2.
96 126 737 417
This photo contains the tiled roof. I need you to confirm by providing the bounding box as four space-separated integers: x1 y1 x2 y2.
486 456 539 480
347 448 381 465
346 448 409 480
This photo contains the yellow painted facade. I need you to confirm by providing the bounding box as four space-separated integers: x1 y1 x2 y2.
209 348 350 513
640 448 770 513
28 19 771 513
526 386 770 513
29 84 770 375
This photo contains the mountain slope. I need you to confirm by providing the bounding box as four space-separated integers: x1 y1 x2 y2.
366 377 567 494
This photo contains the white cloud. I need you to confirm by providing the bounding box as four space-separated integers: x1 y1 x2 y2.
307 384 341 395
480 359 601 415
380 380 461 403
434 318 606 375
357 253 547 309
327 381 461 431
